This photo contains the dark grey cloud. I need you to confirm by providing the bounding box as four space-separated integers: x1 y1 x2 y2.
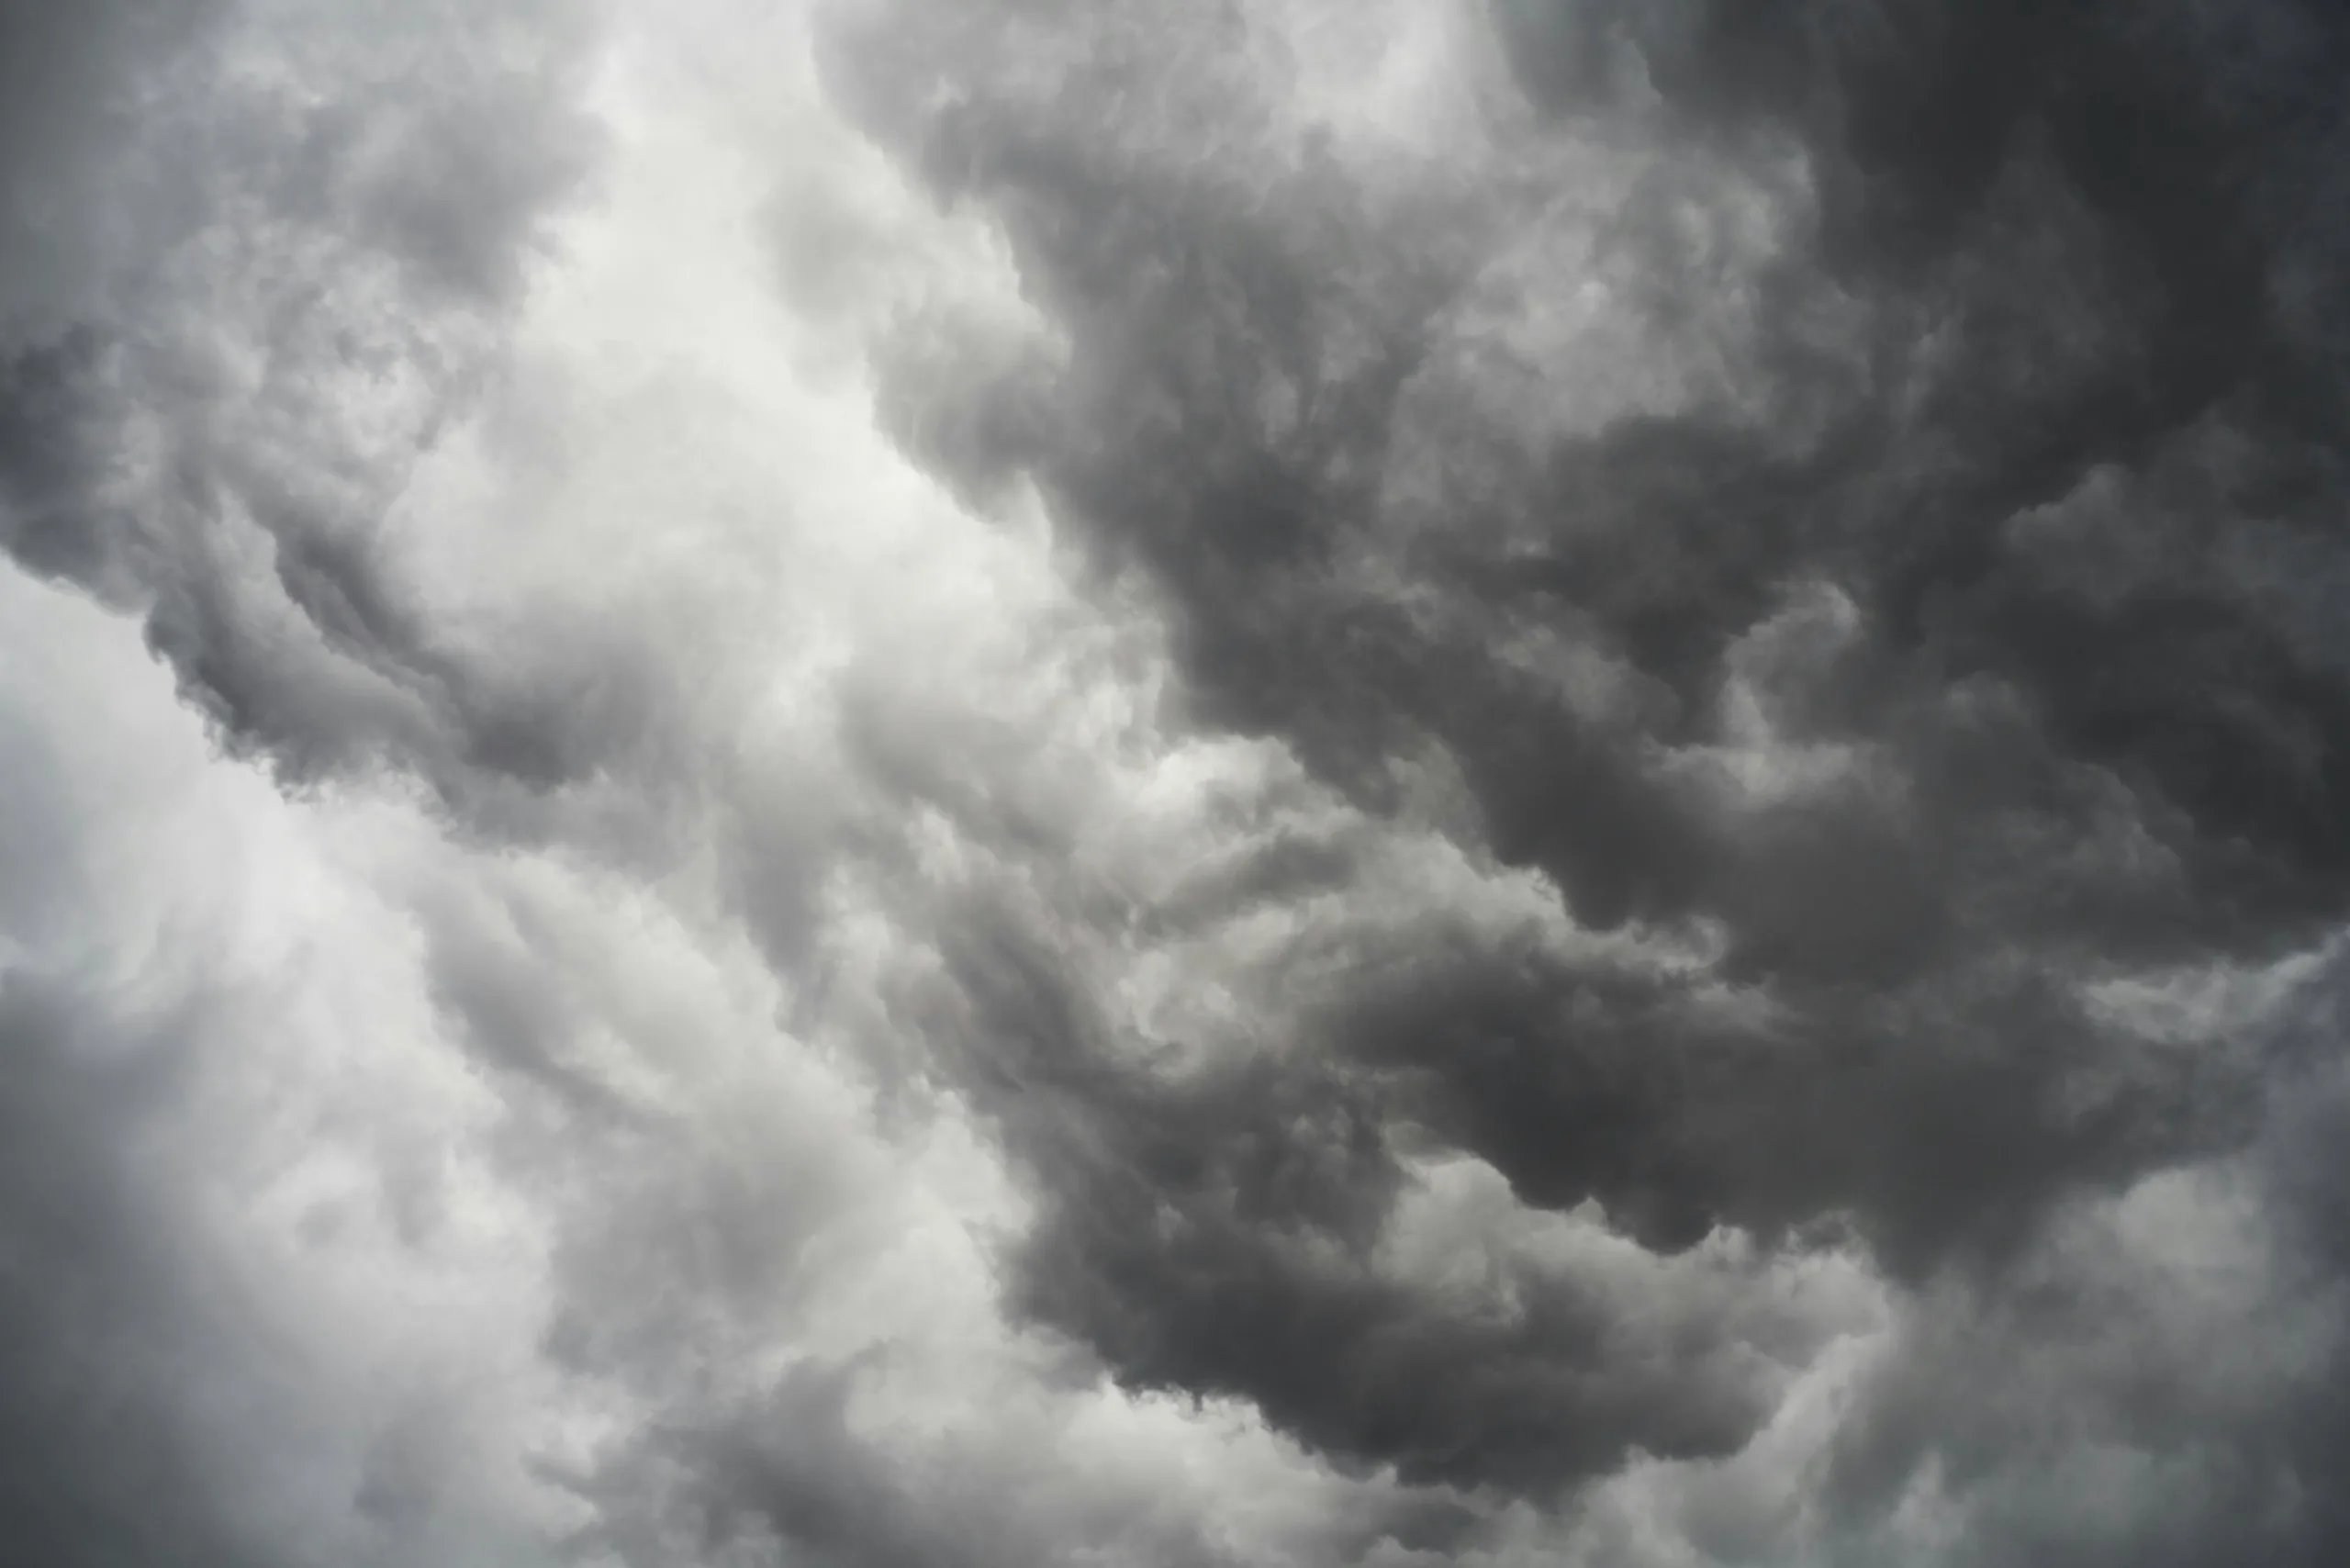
926 914 1810 1494
0 0 228 340
9 0 2350 1563
1811 1034 2350 1568
0 979 280 1568
0 0 643 816
819 0 2350 1547
0 8 644 1564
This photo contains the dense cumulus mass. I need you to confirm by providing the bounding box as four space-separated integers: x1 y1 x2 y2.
3 2 2348 1565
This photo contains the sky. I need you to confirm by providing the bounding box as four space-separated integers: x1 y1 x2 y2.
3 2 2348 1564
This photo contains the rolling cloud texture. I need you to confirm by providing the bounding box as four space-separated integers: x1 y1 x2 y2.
4 2 2348 1564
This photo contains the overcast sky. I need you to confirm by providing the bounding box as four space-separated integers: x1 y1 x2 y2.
4 2 2349 1564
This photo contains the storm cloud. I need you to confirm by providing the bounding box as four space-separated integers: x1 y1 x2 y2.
4 0 2348 1564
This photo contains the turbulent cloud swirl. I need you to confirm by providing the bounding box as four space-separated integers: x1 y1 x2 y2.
4 2 2348 1564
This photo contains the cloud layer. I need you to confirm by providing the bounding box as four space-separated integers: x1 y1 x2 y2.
5 1 2348 1564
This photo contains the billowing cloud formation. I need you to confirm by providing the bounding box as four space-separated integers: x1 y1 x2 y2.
4 1 2348 1565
